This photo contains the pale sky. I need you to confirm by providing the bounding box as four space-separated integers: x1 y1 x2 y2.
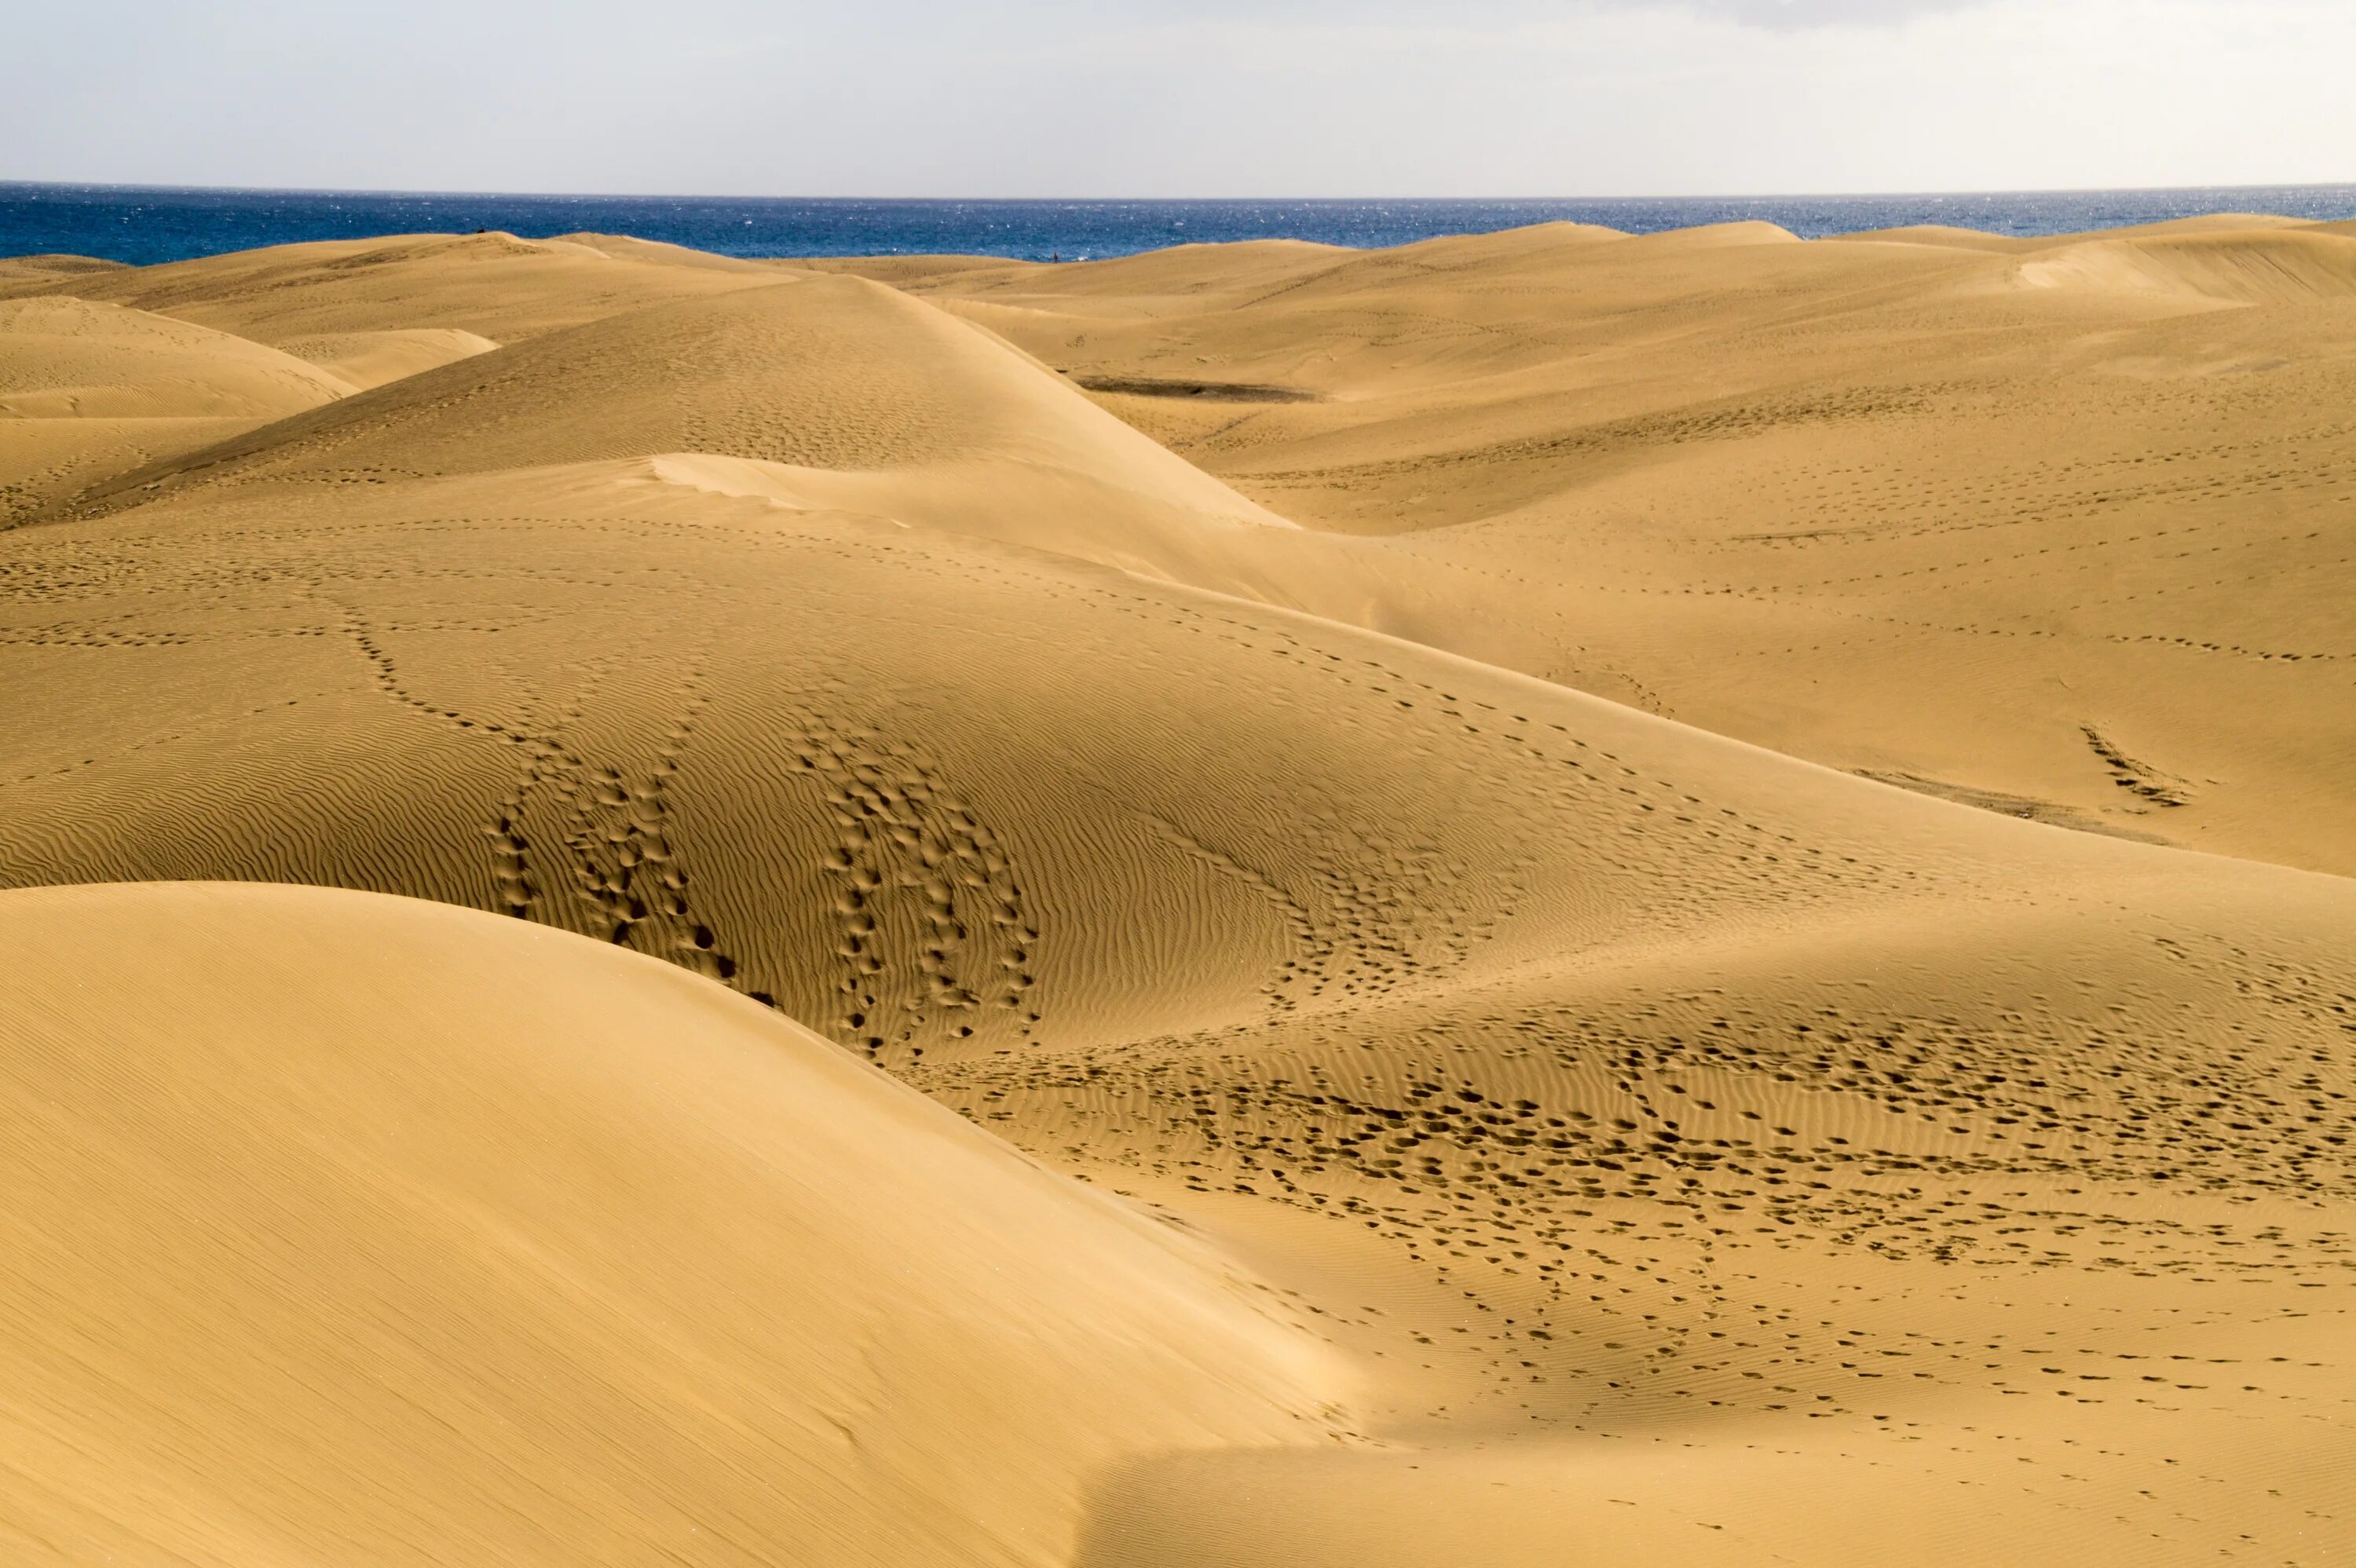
3 0 2351 197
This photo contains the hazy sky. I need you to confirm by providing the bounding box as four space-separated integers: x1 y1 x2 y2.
4 0 2350 196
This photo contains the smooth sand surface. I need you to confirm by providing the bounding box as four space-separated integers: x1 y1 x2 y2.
270 325 502 389
0 294 353 524
0 882 1335 1566
3 221 2351 1564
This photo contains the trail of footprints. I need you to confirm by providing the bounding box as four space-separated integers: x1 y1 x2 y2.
780 714 1038 1062
349 628 765 995
921 936 2356 1431
547 682 759 991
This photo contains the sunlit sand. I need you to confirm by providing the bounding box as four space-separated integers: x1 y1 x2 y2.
4 217 2351 1564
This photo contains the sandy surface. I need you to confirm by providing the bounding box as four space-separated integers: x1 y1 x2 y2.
0 883 1333 1566
2 221 2351 1564
880 214 2356 876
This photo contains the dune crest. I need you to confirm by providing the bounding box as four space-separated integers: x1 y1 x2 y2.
2015 227 2356 306
272 324 501 389
4 216 2354 1565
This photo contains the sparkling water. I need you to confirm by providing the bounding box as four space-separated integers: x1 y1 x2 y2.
6 181 2354 268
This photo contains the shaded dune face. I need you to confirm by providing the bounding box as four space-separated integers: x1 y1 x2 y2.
2 221 2354 1566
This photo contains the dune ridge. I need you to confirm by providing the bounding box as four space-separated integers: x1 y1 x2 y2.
0 294 356 524
2015 227 2356 305
893 215 2356 875
2 216 2351 1565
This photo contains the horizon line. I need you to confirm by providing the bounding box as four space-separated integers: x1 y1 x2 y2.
6 175 2356 207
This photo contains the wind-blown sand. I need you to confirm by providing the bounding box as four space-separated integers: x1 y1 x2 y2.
2 221 2351 1564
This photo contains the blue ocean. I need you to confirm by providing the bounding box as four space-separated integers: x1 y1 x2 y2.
5 181 2356 268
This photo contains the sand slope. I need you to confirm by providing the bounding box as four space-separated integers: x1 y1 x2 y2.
4 448 2350 1563
0 295 353 415
0 294 353 524
898 219 2356 875
0 881 1334 1567
0 232 797 522
9 229 781 344
270 325 501 389
52 271 1323 590
3 221 2353 1565
0 252 130 289
2016 227 2356 306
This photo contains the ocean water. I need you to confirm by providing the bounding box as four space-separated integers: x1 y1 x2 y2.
5 181 2356 268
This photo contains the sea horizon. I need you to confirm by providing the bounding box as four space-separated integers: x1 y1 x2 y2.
7 177 2355 268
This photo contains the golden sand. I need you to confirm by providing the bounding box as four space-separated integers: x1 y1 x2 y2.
2 221 2351 1564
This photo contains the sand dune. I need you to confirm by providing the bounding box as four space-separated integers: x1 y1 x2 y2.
3 217 2352 1564
0 881 1335 1566
0 295 353 414
7 229 781 344
272 324 502 388
0 294 353 524
0 252 130 288
75 272 1272 499
44 271 1326 591
2016 227 2356 305
902 218 2356 874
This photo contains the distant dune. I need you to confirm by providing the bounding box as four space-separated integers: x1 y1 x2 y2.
897 214 2356 876
0 229 780 342
269 324 500 389
0 294 351 523
2016 228 2356 305
3 217 2351 1565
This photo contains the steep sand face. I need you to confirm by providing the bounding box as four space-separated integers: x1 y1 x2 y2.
3 224 2354 1564
899 220 2356 875
0 882 1336 1567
